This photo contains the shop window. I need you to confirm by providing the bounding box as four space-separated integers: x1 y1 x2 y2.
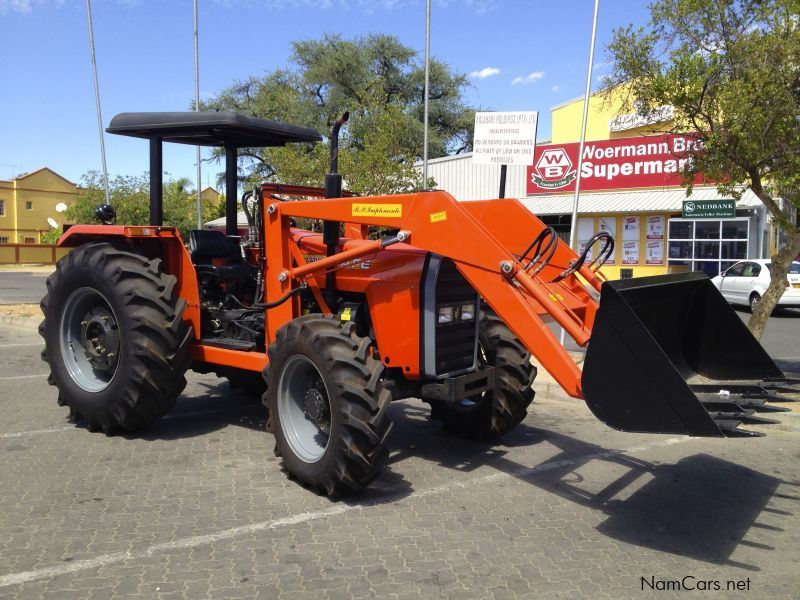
25 201 33 210
668 220 692 239
695 221 719 239
721 220 747 239
668 218 750 277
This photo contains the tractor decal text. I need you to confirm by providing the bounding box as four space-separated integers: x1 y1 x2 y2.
429 210 448 223
351 203 403 218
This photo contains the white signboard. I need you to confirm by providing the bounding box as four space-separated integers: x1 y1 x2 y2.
473 111 538 165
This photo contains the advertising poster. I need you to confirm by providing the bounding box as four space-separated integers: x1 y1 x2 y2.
646 240 664 265
623 216 640 236
577 217 595 261
597 217 617 263
621 216 640 265
622 241 639 265
646 215 664 239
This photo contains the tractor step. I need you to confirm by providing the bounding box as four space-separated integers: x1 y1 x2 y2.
200 337 256 351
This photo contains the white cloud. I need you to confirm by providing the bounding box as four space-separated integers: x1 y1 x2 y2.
511 71 544 85
469 67 500 80
551 85 560 92
0 0 34 13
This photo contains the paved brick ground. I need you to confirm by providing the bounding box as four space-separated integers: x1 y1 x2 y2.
1 322 799 599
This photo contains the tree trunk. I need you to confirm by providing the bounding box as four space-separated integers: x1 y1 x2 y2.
748 230 800 340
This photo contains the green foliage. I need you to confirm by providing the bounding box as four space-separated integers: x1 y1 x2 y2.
40 228 61 245
66 171 214 239
201 34 474 195
604 0 800 338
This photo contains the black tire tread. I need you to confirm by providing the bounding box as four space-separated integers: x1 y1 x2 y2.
430 309 536 440
263 315 392 496
39 243 191 434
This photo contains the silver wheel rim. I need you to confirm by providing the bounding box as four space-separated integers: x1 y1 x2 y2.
59 287 120 393
277 354 331 463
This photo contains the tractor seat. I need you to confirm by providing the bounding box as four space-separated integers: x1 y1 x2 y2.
189 229 241 263
189 229 256 281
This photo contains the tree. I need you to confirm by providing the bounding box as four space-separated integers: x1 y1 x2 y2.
604 0 800 339
200 34 475 195
66 171 213 239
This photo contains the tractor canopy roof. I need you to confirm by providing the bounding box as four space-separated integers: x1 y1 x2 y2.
107 111 322 148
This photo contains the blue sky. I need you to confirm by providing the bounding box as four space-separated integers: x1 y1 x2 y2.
0 0 650 189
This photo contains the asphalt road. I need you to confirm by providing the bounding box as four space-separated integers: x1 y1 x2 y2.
0 270 50 304
0 321 799 599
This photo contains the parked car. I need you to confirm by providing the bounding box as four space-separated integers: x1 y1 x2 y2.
711 259 800 312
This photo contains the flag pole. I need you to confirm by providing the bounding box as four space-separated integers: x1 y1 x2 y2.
568 0 600 251
85 0 110 204
194 0 202 229
422 0 431 188
562 0 599 347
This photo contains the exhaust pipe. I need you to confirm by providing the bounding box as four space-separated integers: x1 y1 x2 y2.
323 112 349 301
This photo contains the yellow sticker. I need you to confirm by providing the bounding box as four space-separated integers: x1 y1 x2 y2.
340 307 352 322
351 203 403 218
429 210 448 223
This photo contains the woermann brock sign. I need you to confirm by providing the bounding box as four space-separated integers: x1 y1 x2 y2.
526 133 705 194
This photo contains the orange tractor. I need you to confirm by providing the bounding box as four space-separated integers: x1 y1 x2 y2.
40 111 798 495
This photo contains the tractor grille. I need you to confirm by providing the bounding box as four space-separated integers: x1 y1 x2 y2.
422 255 480 377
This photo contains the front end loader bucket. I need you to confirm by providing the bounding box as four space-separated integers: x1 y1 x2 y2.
582 272 798 437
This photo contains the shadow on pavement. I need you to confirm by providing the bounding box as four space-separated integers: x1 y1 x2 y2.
386 402 794 571
123 379 267 442
114 378 796 558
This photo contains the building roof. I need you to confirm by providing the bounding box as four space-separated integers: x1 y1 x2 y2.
205 211 248 228
107 111 322 148
7 167 77 186
517 187 763 216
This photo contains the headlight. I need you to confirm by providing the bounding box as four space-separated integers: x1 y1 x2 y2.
460 303 475 320
437 306 454 324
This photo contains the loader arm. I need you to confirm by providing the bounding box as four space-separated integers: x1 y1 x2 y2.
270 191 593 398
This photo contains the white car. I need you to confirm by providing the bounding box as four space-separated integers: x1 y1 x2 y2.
711 259 800 312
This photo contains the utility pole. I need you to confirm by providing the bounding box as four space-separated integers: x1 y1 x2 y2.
85 0 110 204
194 0 202 229
422 0 431 188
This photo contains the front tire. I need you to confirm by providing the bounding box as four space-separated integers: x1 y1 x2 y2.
39 243 192 434
750 292 761 313
429 310 537 440
263 315 392 496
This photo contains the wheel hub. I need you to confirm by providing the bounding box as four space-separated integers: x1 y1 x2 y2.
303 387 330 433
79 307 119 373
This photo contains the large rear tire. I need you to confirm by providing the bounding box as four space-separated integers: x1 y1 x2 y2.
428 309 536 440
39 243 192 434
263 315 392 496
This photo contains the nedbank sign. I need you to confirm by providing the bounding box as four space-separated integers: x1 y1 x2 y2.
682 199 735 218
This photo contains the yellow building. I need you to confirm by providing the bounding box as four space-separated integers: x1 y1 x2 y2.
0 168 78 244
522 89 767 279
